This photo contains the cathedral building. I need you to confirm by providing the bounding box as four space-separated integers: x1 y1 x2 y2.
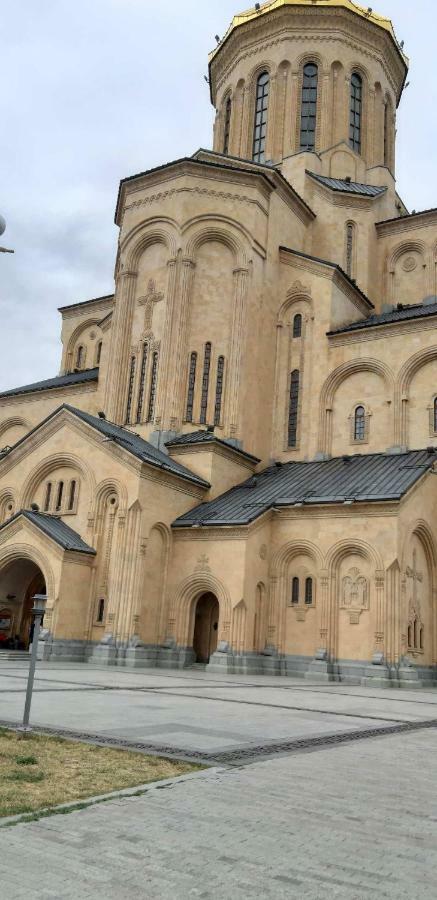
1 0 437 686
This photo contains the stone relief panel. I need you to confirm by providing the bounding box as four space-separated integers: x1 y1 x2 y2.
341 567 369 624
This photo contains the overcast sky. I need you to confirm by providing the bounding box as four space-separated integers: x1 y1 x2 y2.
0 0 435 391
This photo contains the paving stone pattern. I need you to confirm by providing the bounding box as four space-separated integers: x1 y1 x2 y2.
1 730 436 899
0 661 436 898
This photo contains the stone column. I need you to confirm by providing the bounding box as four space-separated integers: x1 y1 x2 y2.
169 257 196 427
265 73 278 162
227 266 250 438
154 256 178 429
240 85 253 159
104 271 138 423
318 71 330 151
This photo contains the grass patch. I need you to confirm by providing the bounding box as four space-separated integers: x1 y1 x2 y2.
0 730 199 819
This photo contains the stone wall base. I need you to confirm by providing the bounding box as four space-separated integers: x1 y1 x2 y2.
35 640 437 687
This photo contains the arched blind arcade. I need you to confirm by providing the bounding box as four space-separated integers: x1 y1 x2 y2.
300 63 318 150
354 406 366 441
223 97 232 155
288 370 300 448
349 73 363 153
252 72 270 163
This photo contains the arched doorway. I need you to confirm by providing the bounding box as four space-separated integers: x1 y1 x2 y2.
193 593 219 663
0 559 46 651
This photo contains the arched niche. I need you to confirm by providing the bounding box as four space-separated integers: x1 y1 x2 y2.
401 525 436 665
0 418 29 449
319 359 394 456
388 242 427 306
140 523 170 646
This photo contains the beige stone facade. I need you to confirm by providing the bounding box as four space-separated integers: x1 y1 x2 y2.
1 0 437 685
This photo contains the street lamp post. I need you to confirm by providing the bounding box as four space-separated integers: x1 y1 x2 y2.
0 214 14 254
19 594 47 734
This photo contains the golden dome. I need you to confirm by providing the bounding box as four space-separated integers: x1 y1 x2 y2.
210 0 405 61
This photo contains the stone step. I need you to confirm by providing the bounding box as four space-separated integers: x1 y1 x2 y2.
0 650 29 661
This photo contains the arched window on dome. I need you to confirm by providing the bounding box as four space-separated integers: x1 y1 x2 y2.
252 72 270 163
186 352 197 423
305 577 314 606
136 343 149 424
76 345 84 370
97 598 105 624
293 314 302 338
349 72 363 153
147 352 159 423
354 405 366 442
44 482 52 512
200 343 212 425
214 356 225 426
288 369 300 448
300 63 318 150
345 222 356 279
68 480 77 511
125 356 136 424
223 96 232 155
55 481 64 512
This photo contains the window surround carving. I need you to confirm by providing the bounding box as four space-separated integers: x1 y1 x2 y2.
289 574 316 621
428 397 437 436
349 404 371 445
42 478 79 516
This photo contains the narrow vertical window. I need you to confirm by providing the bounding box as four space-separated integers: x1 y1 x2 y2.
288 369 300 448
186 352 197 423
291 577 299 605
56 481 64 512
136 343 149 423
125 356 136 424
147 352 159 423
300 63 318 150
68 480 76 511
223 96 232 155
200 343 212 425
349 73 363 153
96 341 102 366
76 345 84 369
214 356 225 427
252 72 269 163
97 598 105 623
383 101 389 166
305 577 313 605
293 314 302 338
346 223 354 278
434 398 437 433
420 626 424 651
44 482 52 512
354 406 366 441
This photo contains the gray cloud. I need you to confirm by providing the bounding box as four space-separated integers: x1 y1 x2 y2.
0 0 434 390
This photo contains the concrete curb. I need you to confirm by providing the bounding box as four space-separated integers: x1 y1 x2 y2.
0 766 225 828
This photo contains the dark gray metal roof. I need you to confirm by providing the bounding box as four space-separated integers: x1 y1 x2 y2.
0 368 99 400
172 450 436 528
165 430 260 463
64 407 210 488
0 510 96 555
329 302 437 335
58 294 114 312
307 171 386 197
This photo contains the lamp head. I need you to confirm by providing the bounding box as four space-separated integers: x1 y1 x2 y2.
0 216 6 237
32 594 47 616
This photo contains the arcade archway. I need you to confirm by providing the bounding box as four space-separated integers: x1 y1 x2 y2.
192 593 219 663
0 559 46 650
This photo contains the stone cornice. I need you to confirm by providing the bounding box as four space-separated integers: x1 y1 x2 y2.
58 295 114 320
167 441 258 473
210 7 406 105
116 155 315 229
279 246 373 315
172 512 271 540
328 315 437 345
274 502 398 520
0 382 98 408
376 209 437 237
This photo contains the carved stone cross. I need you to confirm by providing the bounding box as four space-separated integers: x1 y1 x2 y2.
406 548 423 608
138 279 164 330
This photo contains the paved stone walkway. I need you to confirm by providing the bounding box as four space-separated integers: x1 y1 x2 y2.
0 661 436 898
1 729 436 899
